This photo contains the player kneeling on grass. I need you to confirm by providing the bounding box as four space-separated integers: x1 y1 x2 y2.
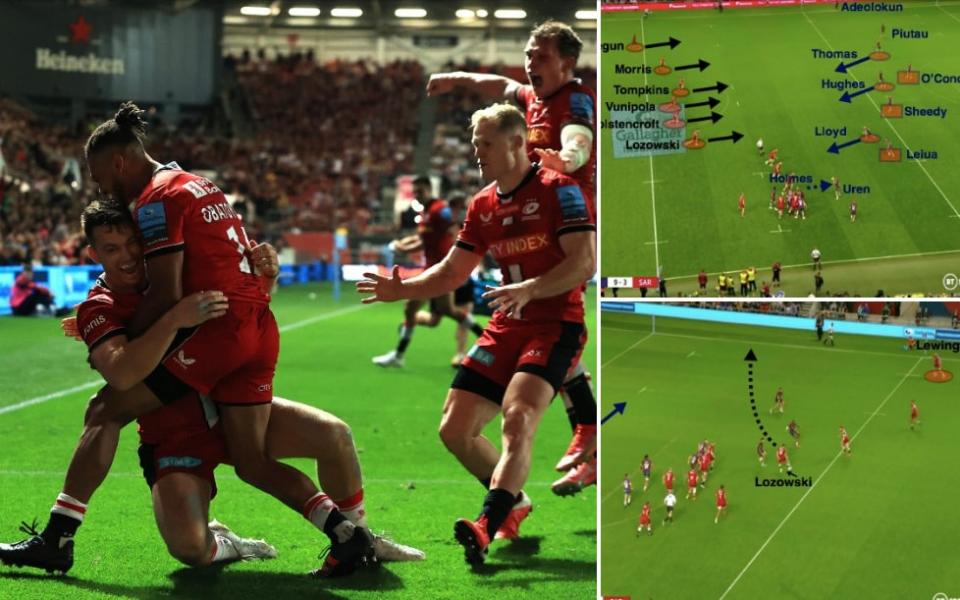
637 502 652 537
0 201 422 577
357 103 595 566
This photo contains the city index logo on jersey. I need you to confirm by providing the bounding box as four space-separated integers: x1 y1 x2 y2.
527 127 550 145
488 233 550 260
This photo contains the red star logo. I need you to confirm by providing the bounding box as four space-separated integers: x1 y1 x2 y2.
69 16 92 44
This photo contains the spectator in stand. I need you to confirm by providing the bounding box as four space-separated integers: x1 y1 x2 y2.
9 264 57 316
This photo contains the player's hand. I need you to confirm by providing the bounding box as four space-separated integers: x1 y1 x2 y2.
60 316 82 341
248 242 280 278
357 265 405 304
426 73 456 97
534 148 571 174
482 281 534 318
170 291 229 327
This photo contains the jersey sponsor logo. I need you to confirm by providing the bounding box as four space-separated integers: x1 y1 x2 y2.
438 206 452 221
479 212 493 224
569 92 595 123
467 345 495 367
200 201 241 224
137 203 169 245
257 383 272 392
557 185 588 221
82 313 107 338
502 216 514 226
522 201 540 215
527 127 550 145
496 204 519 216
174 350 196 367
488 233 550 259
157 455 202 469
183 178 221 199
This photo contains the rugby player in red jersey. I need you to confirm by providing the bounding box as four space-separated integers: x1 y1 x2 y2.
933 353 943 372
663 467 675 492
357 103 595 565
910 400 920 430
777 445 791 473
637 502 652 537
2 104 375 574
426 21 599 491
1 201 422 575
373 176 484 368
686 468 699 500
840 426 852 455
738 192 746 217
757 438 766 467
698 450 712 487
714 485 727 524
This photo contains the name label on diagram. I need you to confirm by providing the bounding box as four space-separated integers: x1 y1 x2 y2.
814 126 847 138
613 64 652 75
891 28 928 39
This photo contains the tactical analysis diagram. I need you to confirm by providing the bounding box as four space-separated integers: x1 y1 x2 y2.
600 1 960 298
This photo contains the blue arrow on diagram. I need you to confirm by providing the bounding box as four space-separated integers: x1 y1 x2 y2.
839 87 873 103
827 138 862 155
819 179 832 192
601 402 627 425
835 55 871 73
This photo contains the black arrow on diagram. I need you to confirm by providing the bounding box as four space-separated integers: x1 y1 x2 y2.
674 59 710 72
692 81 729 94
683 96 720 109
643 36 682 50
745 349 775 447
707 131 744 144
746 349 798 477
687 111 724 124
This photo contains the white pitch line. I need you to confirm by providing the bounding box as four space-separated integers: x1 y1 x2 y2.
0 303 369 416
802 12 959 219
0 381 103 416
602 332 655 368
718 358 923 600
640 14 661 278
938 3 960 25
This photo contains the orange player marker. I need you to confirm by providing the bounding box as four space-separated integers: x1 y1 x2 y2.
898 66 920 85
684 129 706 150
924 369 953 383
874 72 895 92
870 42 890 62
672 77 690 98
658 99 682 113
880 142 901 162
654 57 672 76
627 35 644 53
881 99 903 118
663 106 685 129
861 128 881 143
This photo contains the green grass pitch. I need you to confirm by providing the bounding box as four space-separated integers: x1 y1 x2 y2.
601 1 960 296
0 283 596 599
600 309 960 598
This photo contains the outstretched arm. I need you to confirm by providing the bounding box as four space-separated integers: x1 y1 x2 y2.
357 246 481 303
426 71 524 101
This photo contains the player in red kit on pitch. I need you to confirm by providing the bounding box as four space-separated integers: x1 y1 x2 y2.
637 502 652 537
686 468 698 500
840 426 852 455
663 467 675 493
738 193 746 217
757 438 766 467
910 400 920 430
698 450 712 487
714 485 727 524
777 445 791 473
358 103 595 566
373 175 484 368
426 21 599 491
78 103 375 574
933 353 942 372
